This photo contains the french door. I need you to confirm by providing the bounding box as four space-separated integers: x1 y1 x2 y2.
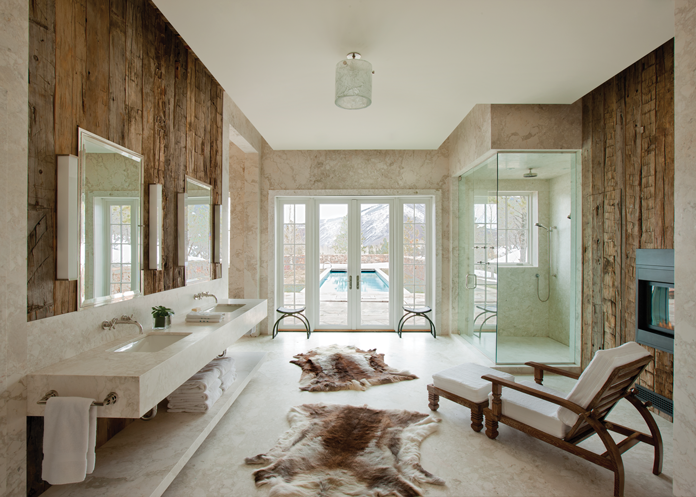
276 196 433 332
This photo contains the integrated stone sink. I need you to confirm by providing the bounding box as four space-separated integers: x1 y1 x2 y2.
111 333 191 353
208 303 245 313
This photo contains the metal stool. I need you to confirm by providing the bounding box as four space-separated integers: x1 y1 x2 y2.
272 306 311 339
396 306 436 338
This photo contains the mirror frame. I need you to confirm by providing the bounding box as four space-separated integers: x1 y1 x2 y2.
77 127 144 309
181 176 213 285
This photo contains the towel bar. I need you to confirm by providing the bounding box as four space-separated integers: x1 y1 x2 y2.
37 390 118 406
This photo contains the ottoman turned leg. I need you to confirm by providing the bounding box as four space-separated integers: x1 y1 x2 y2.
470 404 484 432
427 385 440 411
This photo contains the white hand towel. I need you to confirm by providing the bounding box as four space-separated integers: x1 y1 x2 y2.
42 397 97 485
220 368 237 391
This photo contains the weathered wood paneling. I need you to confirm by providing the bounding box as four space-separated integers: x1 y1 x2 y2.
27 0 224 319
581 39 674 417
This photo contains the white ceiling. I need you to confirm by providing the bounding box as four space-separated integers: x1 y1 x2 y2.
154 0 674 151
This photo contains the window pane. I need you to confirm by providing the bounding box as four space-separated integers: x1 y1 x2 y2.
507 196 528 229
474 224 486 244
111 225 121 243
110 206 121 224
121 205 131 224
283 224 294 244
122 245 132 263
111 245 121 263
122 265 132 283
474 204 486 224
403 224 414 247
111 265 121 282
284 245 294 258
295 204 305 224
110 283 121 295
284 204 293 223
504 230 527 263
294 224 305 244
403 203 415 222
122 225 131 243
295 264 305 287
486 202 497 224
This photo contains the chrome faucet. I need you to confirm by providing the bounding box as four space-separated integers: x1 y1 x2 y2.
193 292 218 304
102 315 144 334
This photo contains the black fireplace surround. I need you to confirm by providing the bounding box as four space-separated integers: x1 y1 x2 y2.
635 249 674 354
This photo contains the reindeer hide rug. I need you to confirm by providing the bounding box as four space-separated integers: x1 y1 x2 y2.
245 403 444 497
290 345 418 392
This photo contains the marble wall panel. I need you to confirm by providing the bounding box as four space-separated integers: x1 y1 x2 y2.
260 146 452 335
0 0 29 492
229 143 246 299
674 1 696 494
448 104 492 177
496 179 551 339
490 102 582 151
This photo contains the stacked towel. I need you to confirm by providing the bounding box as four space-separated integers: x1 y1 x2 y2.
185 311 225 323
167 356 236 412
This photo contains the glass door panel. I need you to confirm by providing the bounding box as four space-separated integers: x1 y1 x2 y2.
281 203 306 326
402 203 427 327
318 202 350 328
359 202 391 328
458 155 498 360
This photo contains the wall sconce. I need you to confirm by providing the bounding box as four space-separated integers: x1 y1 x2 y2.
149 184 163 270
213 204 222 264
57 155 78 280
177 192 186 267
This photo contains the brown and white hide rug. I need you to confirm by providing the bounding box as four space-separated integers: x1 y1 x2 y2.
245 403 444 497
290 345 418 392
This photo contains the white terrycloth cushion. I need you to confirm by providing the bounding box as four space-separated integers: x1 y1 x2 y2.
433 363 515 403
490 380 571 438
558 342 651 426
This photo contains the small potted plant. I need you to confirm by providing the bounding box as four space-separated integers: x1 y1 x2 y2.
151 306 175 329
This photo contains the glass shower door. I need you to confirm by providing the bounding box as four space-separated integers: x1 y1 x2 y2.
459 155 498 360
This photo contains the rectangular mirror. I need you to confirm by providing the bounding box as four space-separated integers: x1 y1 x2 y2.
78 128 143 308
184 177 212 285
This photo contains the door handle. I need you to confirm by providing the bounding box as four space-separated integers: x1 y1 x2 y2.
465 273 477 289
349 275 352 290
357 274 360 289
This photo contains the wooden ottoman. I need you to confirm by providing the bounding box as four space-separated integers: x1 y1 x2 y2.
428 363 515 432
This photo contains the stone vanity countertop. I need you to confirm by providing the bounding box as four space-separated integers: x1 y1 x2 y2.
26 299 266 418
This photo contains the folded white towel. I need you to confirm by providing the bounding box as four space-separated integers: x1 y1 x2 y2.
220 368 237 391
168 377 222 400
42 397 97 485
167 386 223 413
199 357 235 378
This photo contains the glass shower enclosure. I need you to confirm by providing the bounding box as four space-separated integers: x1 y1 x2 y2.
458 152 579 365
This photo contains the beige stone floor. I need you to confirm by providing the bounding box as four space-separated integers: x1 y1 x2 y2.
163 333 673 497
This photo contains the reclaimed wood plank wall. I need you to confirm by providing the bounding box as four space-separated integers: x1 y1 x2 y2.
581 39 674 413
27 0 223 321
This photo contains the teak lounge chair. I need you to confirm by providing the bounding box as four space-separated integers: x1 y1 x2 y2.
482 342 662 497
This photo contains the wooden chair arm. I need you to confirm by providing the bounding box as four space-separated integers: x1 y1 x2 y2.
525 362 581 380
481 375 587 415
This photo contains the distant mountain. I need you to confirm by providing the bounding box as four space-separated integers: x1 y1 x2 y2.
319 203 425 252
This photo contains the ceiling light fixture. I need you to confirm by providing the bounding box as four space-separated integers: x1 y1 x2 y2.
335 52 372 110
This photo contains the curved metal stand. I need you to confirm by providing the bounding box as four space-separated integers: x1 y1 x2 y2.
140 404 158 421
272 310 311 339
396 308 436 338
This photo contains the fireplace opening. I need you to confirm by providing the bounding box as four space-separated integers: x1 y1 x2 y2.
635 249 674 354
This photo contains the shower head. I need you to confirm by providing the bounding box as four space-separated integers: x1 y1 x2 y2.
523 168 537 178
535 222 550 231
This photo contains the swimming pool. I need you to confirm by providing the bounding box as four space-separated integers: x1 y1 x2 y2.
320 270 389 292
